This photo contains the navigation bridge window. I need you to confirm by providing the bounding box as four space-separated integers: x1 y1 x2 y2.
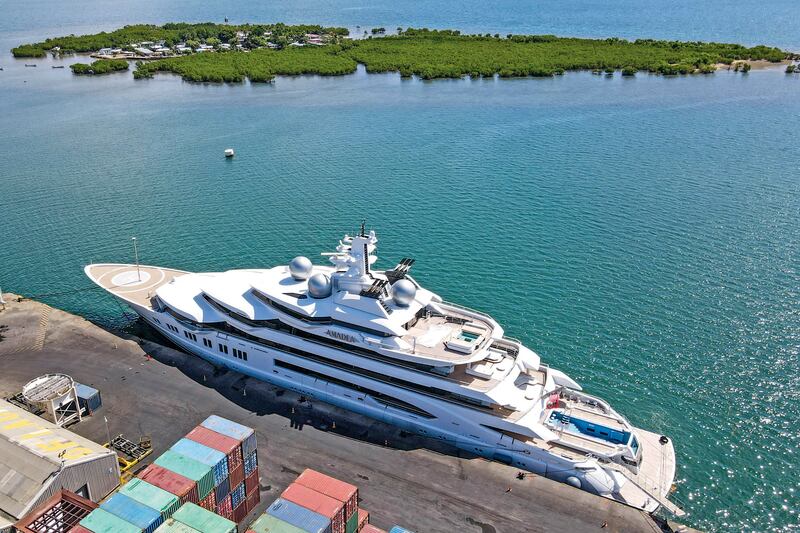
233 348 248 361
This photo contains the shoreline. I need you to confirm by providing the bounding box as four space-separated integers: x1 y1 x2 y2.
10 24 793 84
0 293 673 532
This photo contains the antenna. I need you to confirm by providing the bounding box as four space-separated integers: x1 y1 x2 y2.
132 237 141 281
360 219 366 237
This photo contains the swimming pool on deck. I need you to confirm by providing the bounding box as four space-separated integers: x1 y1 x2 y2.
549 411 639 452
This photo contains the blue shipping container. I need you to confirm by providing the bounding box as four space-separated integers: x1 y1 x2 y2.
267 498 332 533
101 492 164 533
230 481 246 509
201 415 257 456
244 451 258 476
171 438 229 486
214 476 230 504
75 383 102 414
389 528 415 533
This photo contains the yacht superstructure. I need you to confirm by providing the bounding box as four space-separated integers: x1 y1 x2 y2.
86 227 682 516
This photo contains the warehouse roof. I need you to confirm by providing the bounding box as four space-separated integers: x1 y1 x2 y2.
0 400 116 519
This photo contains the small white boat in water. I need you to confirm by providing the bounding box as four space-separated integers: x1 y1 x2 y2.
224 148 235 158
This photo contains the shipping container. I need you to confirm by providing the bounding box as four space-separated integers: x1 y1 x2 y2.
266 498 331 533
359 526 386 533
153 518 203 533
356 509 368 530
139 464 200 505
216 493 234 520
186 425 244 471
243 451 258 477
171 438 230 487
244 487 260 514
245 470 259 495
388 527 414 533
215 477 231 504
121 478 182 520
200 415 257 456
79 508 141 533
232 500 248 524
249 514 306 533
231 482 246 509
230 463 245 489
281 484 344 533
101 492 164 533
69 525 95 533
172 502 237 533
199 489 216 512
75 383 102 414
155 450 215 500
295 470 358 520
345 512 357 533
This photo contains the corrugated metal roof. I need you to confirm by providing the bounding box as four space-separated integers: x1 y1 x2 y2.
0 400 115 519
0 400 112 463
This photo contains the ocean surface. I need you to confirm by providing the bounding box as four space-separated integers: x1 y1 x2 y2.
1 2 799 531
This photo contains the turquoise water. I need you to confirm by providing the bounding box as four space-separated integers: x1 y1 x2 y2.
2 3 799 532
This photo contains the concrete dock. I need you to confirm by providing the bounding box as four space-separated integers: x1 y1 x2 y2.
0 295 665 533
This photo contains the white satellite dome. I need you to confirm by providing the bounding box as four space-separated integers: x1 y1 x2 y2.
307 273 332 299
392 279 417 307
289 256 313 280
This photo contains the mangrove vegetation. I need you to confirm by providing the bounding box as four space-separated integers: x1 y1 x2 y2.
13 25 791 84
70 59 129 75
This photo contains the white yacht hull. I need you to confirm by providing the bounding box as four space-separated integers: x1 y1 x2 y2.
85 259 679 516
127 301 648 509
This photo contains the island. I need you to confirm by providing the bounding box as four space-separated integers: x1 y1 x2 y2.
12 23 794 83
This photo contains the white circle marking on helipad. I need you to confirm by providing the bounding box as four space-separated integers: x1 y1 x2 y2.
111 270 152 287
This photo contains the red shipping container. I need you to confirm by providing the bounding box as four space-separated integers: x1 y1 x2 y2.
229 463 245 489
232 500 248 524
360 525 387 533
69 526 94 533
244 470 259 494
245 486 260 513
282 483 345 533
185 425 244 470
296 469 359 519
138 463 199 504
199 488 217 511
216 493 233 520
357 508 369 529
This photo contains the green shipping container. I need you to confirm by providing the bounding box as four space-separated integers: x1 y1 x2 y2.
156 449 215 500
121 478 182 519
154 518 203 533
250 514 307 533
80 508 142 533
346 511 358 533
172 502 237 533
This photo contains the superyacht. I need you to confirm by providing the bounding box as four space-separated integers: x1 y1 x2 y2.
86 226 681 516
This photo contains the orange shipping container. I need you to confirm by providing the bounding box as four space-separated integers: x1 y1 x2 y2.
282 482 345 533
296 469 358 519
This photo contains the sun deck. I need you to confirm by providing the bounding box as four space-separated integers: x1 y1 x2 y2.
402 310 495 363
85 263 186 308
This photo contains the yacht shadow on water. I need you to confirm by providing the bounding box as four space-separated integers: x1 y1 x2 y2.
125 318 480 460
